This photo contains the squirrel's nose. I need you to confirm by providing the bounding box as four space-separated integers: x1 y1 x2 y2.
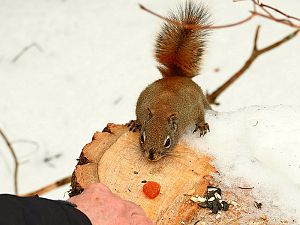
148 148 155 161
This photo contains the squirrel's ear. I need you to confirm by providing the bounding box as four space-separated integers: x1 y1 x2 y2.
147 108 153 120
168 113 178 131
157 66 168 77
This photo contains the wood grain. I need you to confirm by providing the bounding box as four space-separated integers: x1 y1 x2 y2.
70 123 285 225
71 124 215 224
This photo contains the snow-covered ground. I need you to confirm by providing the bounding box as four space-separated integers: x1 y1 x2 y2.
186 105 300 223
0 0 299 222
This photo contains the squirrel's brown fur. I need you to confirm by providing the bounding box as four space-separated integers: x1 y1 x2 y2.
155 1 210 78
130 1 211 161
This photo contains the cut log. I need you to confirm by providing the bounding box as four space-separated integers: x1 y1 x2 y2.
70 123 280 225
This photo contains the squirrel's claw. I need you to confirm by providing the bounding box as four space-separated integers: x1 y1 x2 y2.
193 122 210 137
127 120 141 132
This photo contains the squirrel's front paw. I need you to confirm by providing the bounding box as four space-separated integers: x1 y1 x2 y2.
193 122 210 137
127 120 141 132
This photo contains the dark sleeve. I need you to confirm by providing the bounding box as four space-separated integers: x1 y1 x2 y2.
0 194 92 225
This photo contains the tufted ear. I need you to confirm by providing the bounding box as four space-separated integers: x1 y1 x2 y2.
168 113 178 131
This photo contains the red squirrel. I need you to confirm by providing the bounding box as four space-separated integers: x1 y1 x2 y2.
129 1 211 161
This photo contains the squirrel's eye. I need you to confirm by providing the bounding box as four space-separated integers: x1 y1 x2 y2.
164 136 171 149
140 131 146 144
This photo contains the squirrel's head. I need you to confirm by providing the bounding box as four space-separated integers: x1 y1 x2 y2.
139 109 179 161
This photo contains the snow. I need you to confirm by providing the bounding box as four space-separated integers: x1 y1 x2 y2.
185 105 300 222
0 0 299 223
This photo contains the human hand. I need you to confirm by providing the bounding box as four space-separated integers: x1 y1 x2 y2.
68 183 153 225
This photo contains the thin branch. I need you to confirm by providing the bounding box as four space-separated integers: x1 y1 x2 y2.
245 0 300 23
206 26 299 105
253 25 260 51
260 3 300 22
259 29 299 53
139 2 300 30
251 0 300 28
20 176 72 197
0 129 19 194
11 42 43 63
258 4 274 19
251 10 299 28
249 0 275 19
139 4 255 30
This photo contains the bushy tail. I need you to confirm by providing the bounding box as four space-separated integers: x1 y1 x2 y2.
155 1 210 78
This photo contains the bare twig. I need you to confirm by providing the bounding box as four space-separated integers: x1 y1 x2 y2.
256 2 275 19
12 42 43 63
139 4 255 30
260 3 300 22
139 2 300 30
241 0 300 26
20 176 72 197
251 0 300 28
251 10 299 28
0 129 19 194
207 26 299 105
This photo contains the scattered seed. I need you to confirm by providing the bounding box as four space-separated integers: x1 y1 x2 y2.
193 186 229 214
198 197 206 202
214 192 222 200
230 201 238 207
222 201 229 211
190 196 206 203
198 201 208 208
207 187 218 192
254 201 262 209
260 214 267 220
208 186 222 195
208 197 215 202
216 200 223 210
190 196 199 203
212 201 219 214
238 186 254 190
207 201 213 209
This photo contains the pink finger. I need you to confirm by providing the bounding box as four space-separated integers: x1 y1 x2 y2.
131 214 154 225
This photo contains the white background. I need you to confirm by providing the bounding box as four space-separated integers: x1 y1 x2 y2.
0 0 299 221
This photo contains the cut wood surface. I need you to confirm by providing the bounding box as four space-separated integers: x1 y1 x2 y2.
70 123 285 225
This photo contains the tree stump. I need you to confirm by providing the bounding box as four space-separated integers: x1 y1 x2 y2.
70 123 283 225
